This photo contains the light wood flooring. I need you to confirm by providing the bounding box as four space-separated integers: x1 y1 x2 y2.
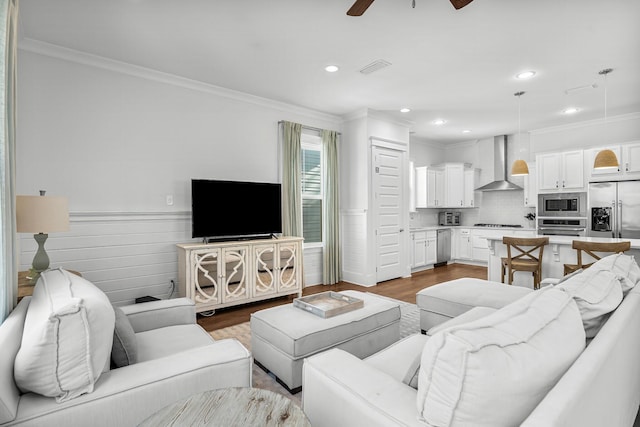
197 263 487 332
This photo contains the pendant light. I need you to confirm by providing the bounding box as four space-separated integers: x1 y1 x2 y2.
511 91 529 176
593 68 619 170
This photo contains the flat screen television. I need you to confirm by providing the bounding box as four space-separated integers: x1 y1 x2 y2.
191 179 282 241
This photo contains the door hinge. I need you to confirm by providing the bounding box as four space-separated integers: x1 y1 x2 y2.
375 166 380 173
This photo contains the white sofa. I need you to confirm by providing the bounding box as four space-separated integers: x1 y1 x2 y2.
302 255 640 426
0 269 252 426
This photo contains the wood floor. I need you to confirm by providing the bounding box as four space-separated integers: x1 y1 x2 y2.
197 263 487 332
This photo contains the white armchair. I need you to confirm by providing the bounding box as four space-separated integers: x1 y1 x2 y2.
1 270 252 427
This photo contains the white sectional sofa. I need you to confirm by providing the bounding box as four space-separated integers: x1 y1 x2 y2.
302 254 640 426
0 269 252 426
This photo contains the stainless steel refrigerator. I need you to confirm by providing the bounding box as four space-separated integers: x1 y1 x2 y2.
588 181 640 238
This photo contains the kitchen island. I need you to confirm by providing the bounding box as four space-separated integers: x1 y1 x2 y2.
485 235 640 288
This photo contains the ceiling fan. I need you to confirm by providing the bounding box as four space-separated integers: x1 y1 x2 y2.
347 0 474 16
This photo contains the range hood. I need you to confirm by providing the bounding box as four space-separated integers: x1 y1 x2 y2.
475 135 523 191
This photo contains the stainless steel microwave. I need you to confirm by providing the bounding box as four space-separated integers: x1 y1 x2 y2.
538 192 587 217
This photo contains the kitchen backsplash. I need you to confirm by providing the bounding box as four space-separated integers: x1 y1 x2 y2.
410 191 536 228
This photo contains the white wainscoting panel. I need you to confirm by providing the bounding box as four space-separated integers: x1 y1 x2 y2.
340 210 374 286
304 246 323 286
18 212 197 306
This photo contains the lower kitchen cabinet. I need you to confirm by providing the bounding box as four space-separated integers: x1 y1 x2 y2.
411 230 437 270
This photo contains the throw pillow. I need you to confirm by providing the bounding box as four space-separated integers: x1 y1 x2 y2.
555 267 623 338
14 269 115 402
588 253 640 295
112 306 138 367
416 288 585 427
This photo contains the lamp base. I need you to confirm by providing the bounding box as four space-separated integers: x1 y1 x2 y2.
32 233 50 275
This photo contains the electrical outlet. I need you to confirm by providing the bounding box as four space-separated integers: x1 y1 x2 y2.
166 195 174 206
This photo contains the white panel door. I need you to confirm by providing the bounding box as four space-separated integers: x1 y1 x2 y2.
373 146 405 283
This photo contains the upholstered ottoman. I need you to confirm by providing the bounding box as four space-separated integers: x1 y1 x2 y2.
416 278 532 332
250 290 401 393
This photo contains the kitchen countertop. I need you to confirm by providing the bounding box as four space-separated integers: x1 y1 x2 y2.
484 234 640 249
410 226 537 232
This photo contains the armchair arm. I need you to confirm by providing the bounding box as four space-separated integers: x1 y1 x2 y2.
119 298 196 332
15 339 251 427
302 349 424 427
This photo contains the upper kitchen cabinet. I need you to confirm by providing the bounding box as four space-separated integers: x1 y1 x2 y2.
444 163 464 207
537 150 584 193
415 163 476 208
464 168 480 208
586 142 640 182
523 161 537 207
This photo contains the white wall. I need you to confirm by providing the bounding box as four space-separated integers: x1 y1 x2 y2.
17 43 341 303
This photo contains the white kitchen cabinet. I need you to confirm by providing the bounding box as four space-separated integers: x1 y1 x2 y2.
537 150 584 193
444 163 465 208
464 168 479 207
427 168 445 207
586 142 640 181
456 228 472 260
409 161 416 212
426 231 437 265
523 161 537 207
411 230 437 269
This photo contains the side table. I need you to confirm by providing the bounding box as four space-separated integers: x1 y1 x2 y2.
18 270 82 302
139 387 310 426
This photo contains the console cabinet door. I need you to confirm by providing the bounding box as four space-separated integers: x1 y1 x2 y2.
190 248 222 308
278 242 300 293
253 244 278 298
220 246 249 304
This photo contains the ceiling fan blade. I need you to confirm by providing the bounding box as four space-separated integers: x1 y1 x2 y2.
347 0 375 16
450 0 474 10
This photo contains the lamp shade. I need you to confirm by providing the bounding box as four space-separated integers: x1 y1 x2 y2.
593 149 619 170
16 195 70 233
511 159 529 176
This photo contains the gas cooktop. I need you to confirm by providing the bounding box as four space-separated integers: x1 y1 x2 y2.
474 223 523 228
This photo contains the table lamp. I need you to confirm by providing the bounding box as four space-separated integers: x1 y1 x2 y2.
16 191 69 277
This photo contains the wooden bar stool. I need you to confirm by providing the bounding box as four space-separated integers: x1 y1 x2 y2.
501 236 549 290
564 240 631 275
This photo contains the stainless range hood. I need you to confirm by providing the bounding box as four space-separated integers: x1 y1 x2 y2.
475 135 523 191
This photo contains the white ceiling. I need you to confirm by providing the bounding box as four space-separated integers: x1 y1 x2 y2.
18 0 640 143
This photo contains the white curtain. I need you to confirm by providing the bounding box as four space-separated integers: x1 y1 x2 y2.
0 0 18 320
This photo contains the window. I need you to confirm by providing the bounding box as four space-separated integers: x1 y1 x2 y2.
301 134 323 244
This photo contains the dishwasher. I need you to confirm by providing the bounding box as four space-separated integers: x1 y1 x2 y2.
435 229 451 267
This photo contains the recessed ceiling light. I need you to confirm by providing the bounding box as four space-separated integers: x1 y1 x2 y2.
400 108 411 113
562 107 581 115
324 65 339 73
433 119 447 126
462 129 471 134
516 70 536 80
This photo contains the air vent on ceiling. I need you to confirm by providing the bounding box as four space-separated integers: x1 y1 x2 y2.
564 83 598 95
359 59 392 75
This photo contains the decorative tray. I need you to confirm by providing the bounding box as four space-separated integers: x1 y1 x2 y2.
293 291 364 318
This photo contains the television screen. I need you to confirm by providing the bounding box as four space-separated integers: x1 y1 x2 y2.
191 179 282 240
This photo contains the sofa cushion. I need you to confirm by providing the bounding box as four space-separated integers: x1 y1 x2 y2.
364 333 429 389
416 287 585 427
426 306 498 336
135 324 215 362
13 269 115 402
588 253 640 295
555 267 623 338
112 306 138 367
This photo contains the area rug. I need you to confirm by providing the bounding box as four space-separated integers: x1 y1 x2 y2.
209 297 420 407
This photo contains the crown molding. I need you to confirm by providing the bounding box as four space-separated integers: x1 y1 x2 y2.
530 112 640 135
19 38 342 125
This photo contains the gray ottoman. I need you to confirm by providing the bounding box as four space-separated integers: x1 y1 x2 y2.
251 290 401 393
416 278 532 332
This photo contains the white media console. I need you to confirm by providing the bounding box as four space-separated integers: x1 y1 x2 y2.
177 236 304 313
